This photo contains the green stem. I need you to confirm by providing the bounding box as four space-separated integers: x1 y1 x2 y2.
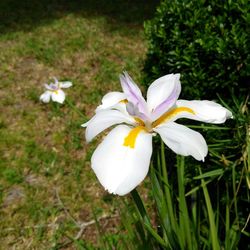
225 183 230 250
160 141 177 233
131 189 167 248
177 156 192 250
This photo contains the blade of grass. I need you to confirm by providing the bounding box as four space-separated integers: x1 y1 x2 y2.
185 179 213 197
199 167 220 250
177 156 193 250
130 189 168 248
193 169 224 180
119 199 142 249
65 98 86 119
225 183 230 250
191 191 201 246
187 125 231 130
232 163 239 228
150 166 180 249
160 141 178 233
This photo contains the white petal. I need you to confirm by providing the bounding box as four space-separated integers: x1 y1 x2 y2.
91 125 153 195
51 89 65 104
84 110 136 142
95 91 126 112
154 122 208 161
44 83 52 90
147 73 181 116
40 91 51 103
60 81 72 88
176 100 233 124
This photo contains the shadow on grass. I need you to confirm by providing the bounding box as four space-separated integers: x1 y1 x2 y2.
0 0 160 34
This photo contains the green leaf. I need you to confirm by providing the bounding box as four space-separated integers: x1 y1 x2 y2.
199 167 220 250
193 169 224 180
130 189 168 248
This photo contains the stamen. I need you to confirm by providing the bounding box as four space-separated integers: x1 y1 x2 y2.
152 107 195 127
123 126 146 148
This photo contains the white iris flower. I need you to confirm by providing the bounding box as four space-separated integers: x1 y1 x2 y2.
82 72 232 195
40 77 72 104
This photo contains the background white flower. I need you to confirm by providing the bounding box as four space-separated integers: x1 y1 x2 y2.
40 77 72 104
83 72 232 195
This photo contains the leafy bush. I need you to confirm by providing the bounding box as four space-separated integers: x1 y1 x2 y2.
133 1 250 248
143 0 249 100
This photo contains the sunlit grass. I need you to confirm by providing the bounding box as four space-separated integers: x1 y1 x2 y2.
0 1 159 248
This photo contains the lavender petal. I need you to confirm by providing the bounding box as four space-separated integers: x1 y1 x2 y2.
120 72 149 118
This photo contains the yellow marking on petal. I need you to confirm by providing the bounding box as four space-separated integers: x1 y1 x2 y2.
123 126 146 148
119 99 128 104
152 107 195 127
49 89 59 94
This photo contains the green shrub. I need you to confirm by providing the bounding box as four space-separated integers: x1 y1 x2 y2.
140 1 250 248
144 0 249 100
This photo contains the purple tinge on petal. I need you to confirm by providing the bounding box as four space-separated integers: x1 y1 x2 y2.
45 77 60 91
120 73 142 105
126 102 139 116
151 82 180 121
50 84 59 91
53 77 59 84
126 102 148 121
51 84 59 90
45 83 59 91
120 72 149 119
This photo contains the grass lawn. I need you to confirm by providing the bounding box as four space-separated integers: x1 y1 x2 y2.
0 1 159 248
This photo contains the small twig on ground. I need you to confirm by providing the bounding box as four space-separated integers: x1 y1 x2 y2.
4 188 119 248
55 188 119 240
75 213 118 240
3 213 118 234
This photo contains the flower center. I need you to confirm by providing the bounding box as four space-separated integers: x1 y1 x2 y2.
144 121 153 132
48 83 60 93
123 106 195 149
